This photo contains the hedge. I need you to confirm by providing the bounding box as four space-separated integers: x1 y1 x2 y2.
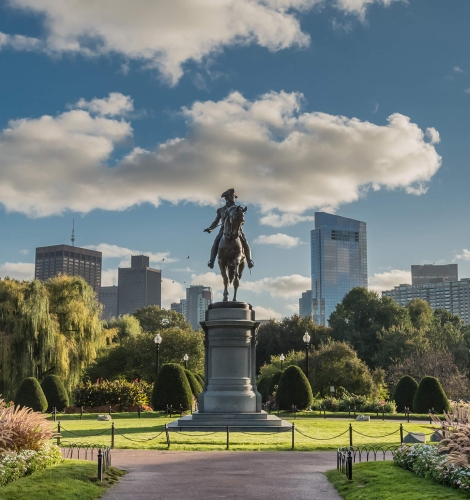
41 375 69 412
14 377 48 413
185 369 203 397
413 376 450 413
276 366 313 410
152 363 193 411
393 375 418 412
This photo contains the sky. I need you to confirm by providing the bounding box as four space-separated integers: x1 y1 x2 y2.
0 0 469 320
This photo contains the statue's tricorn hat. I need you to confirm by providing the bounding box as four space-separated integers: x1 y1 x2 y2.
221 188 238 198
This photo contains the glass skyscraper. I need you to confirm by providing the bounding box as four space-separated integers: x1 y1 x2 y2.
311 213 367 325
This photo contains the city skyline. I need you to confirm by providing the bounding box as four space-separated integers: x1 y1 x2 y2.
2 1 470 319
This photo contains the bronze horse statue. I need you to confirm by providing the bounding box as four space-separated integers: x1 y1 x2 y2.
218 205 247 301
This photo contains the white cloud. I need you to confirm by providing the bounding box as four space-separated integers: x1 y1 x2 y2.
465 88 470 94
0 91 442 218
191 271 223 293
453 66 464 73
5 0 401 83
455 249 470 261
161 278 186 309
286 303 300 313
0 32 42 51
254 305 282 320
84 243 177 265
0 262 34 281
101 268 118 286
259 212 315 227
19 249 29 255
75 93 134 116
242 274 310 299
254 233 301 248
368 269 411 293
172 267 195 273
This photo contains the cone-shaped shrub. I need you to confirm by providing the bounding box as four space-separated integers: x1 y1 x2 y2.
267 371 283 399
14 377 48 412
185 369 202 397
195 373 204 387
276 366 313 410
41 375 69 412
257 376 270 403
393 375 418 412
152 363 193 411
413 376 450 414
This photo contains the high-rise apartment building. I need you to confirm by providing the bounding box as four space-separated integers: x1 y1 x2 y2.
311 212 367 326
186 285 212 330
383 276 470 325
35 244 102 293
100 285 118 320
411 264 458 285
299 290 312 318
171 299 187 318
117 255 161 316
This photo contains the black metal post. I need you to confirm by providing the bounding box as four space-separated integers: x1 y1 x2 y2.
226 426 230 450
429 409 432 425
156 343 160 378
138 405 141 419
109 405 112 416
292 423 295 449
80 406 83 420
111 422 115 449
347 450 353 480
304 343 309 379
323 407 326 419
400 423 403 444
353 406 356 418
281 359 283 370
165 423 170 449
184 360 187 369
52 407 57 422
349 423 353 447
97 449 103 481
57 421 61 446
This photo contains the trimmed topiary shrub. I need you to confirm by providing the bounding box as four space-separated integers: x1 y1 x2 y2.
185 369 202 397
152 363 193 411
195 373 204 387
393 375 418 412
14 377 48 413
266 371 283 399
413 376 450 414
41 375 69 412
257 376 271 403
276 366 313 410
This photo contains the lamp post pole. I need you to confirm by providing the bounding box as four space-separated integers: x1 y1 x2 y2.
280 353 285 371
183 353 189 369
154 334 162 379
303 332 311 379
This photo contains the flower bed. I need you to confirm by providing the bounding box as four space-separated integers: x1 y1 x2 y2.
394 444 470 493
0 442 62 487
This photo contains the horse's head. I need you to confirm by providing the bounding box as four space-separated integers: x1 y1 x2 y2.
227 205 246 239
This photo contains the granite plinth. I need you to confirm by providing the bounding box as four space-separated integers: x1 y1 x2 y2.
167 411 292 432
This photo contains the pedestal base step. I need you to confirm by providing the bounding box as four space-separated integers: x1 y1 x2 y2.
167 411 292 432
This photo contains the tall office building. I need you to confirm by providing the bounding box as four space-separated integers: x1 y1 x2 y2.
35 244 102 293
299 290 313 318
411 264 458 285
186 285 212 330
117 255 161 316
100 285 118 320
311 212 367 326
171 299 187 318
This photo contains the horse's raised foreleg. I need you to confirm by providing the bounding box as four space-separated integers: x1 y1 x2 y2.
232 258 242 301
219 260 229 302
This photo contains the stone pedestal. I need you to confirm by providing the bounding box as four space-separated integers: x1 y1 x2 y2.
168 302 291 432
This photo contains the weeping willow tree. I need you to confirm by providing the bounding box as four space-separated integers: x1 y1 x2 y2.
0 275 105 399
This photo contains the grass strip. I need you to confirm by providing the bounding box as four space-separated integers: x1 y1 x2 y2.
0 460 125 500
326 461 469 499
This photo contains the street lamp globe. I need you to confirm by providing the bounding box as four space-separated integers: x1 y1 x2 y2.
154 334 162 344
303 332 310 344
279 353 285 362
183 354 189 362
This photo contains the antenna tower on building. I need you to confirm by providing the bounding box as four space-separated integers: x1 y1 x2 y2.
71 219 75 246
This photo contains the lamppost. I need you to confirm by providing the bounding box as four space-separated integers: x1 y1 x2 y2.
154 334 162 378
280 353 285 370
303 332 310 379
183 353 189 369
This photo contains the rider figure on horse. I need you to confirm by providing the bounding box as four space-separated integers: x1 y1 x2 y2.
204 188 254 269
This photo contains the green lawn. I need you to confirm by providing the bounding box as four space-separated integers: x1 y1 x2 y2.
53 412 437 451
326 462 469 499
0 460 125 500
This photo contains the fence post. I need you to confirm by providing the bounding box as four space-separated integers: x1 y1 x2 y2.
109 405 112 416
349 423 353 447
347 450 353 480
400 423 403 444
111 422 115 449
292 423 295 450
226 426 230 450
429 409 432 425
57 421 61 446
97 449 103 481
165 423 171 449
80 406 83 421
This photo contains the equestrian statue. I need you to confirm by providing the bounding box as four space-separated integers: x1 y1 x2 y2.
204 188 254 301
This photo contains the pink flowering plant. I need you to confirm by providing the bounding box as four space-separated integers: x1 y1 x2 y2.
394 444 470 492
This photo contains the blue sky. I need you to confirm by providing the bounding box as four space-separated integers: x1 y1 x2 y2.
0 0 469 319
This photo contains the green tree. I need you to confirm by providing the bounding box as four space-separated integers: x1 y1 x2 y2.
105 315 142 343
185 369 202 397
310 341 376 397
276 366 313 410
133 305 191 333
14 377 48 412
266 371 283 399
392 375 418 412
41 374 69 412
407 299 434 331
413 376 450 413
152 363 193 410
374 324 427 367
329 288 409 366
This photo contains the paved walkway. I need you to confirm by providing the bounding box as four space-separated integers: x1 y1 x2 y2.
103 450 342 500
